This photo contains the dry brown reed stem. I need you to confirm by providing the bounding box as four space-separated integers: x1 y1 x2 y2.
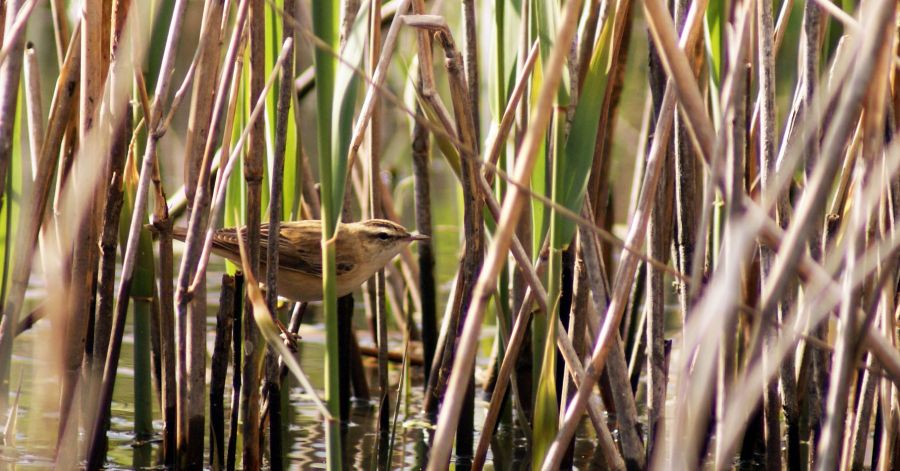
483 40 539 185
713 160 900 470
474 158 624 467
90 100 129 412
169 1 225 466
23 44 42 175
226 273 243 471
154 215 177 465
90 0 133 420
411 100 436 383
0 23 80 402
86 102 132 464
243 0 266 466
471 247 624 471
49 0 68 65
182 0 225 215
424 0 582 467
83 8 185 468
849 353 879 469
759 0 893 335
818 25 896 471
461 0 479 144
817 209 862 471
82 0 184 456
718 6 753 467
0 0 36 68
22 44 48 271
263 0 294 466
754 0 790 464
210 274 235 470
541 0 708 465
408 16 484 457
363 0 391 446
60 0 108 447
345 0 410 176
646 142 673 459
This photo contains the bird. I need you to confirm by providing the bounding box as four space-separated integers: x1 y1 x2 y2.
172 219 428 301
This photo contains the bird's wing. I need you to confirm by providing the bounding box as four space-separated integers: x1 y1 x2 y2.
267 222 356 277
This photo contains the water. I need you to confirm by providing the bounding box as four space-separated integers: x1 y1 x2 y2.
3 300 606 470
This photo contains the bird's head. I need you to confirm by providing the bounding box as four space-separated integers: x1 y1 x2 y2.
348 219 428 266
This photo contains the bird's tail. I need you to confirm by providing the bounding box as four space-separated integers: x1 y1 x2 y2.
143 223 188 242
171 226 188 241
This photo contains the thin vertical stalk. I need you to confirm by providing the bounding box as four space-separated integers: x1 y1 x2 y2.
0 0 28 408
646 143 674 459
22 43 41 179
242 0 266 468
226 273 243 471
210 274 235 470
176 1 224 458
130 198 156 470
799 0 826 456
412 99 436 385
0 0 26 220
262 0 294 466
461 0 479 144
366 0 391 454
756 0 786 466
309 0 343 467
86 100 131 461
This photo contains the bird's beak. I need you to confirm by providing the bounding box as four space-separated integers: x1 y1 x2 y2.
406 233 430 241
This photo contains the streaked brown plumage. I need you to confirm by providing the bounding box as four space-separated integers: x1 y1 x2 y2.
172 219 426 301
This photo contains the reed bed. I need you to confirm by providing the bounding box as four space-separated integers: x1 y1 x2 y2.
0 0 897 469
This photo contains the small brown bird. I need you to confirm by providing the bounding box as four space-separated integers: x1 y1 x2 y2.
173 219 428 301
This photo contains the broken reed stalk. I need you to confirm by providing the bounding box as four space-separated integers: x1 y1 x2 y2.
22 43 41 182
210 274 235 470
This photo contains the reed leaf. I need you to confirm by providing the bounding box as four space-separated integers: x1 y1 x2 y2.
552 14 613 249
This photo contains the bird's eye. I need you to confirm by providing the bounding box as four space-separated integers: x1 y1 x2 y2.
377 232 391 241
